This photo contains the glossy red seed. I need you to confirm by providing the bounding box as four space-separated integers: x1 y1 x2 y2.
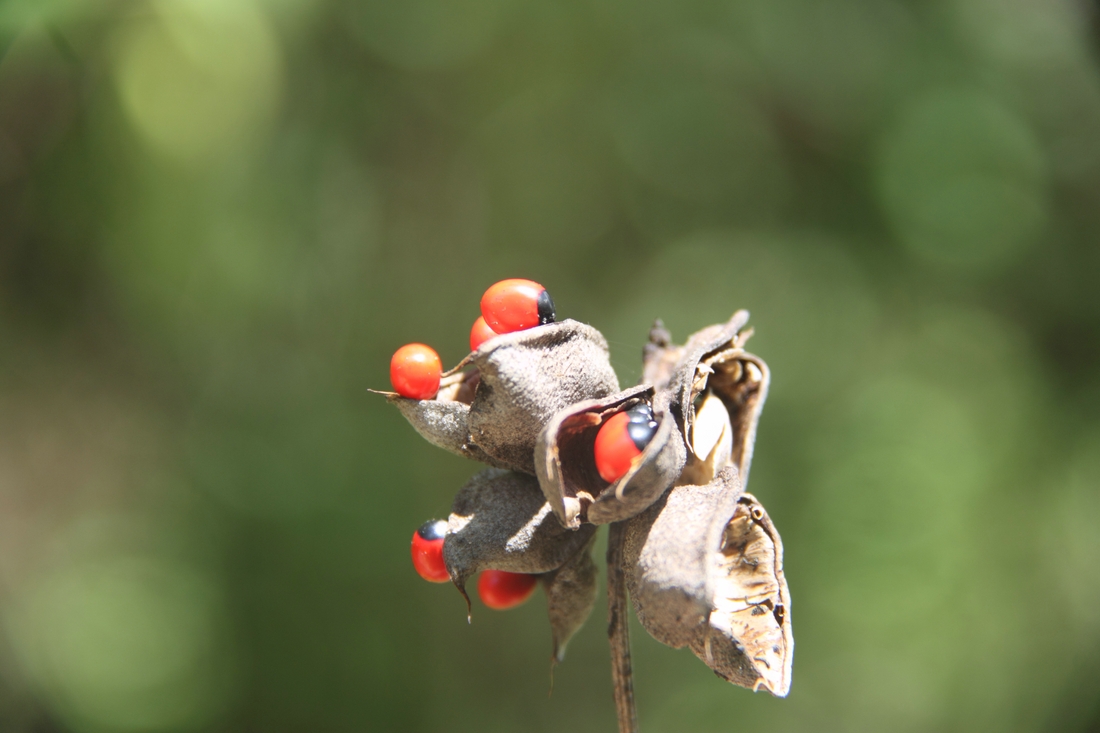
593 411 643 484
480 279 549 334
477 569 538 610
390 343 442 400
469 316 498 352
411 520 450 583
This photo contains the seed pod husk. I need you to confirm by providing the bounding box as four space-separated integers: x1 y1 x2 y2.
467 319 620 475
641 319 684 393
623 467 792 697
664 311 769 488
383 371 513 469
542 537 598 663
623 467 742 648
443 469 597 599
688 491 792 696
381 320 620 475
534 385 687 529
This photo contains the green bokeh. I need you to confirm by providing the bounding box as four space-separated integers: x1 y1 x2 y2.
1 0 1098 730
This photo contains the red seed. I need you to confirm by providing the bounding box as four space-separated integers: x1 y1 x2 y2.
469 316 498 352
480 279 555 334
477 569 538 610
594 404 657 484
593 411 641 484
390 343 442 400
411 520 450 583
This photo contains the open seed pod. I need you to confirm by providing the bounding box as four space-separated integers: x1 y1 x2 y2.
467 319 620 475
622 467 792 696
380 320 620 475
443 469 597 605
663 311 770 488
383 370 512 469
534 385 687 529
622 467 741 648
541 537 598 663
689 491 792 695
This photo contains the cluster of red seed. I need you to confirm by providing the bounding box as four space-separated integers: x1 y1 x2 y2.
389 278 555 401
393 279 658 610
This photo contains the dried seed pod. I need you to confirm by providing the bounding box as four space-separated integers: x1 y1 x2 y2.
534 385 686 529
623 467 742 648
384 371 513 468
380 320 620 475
623 467 792 696
689 491 792 696
467 319 620 475
541 537 598 663
665 311 770 488
443 469 597 600
641 319 684 393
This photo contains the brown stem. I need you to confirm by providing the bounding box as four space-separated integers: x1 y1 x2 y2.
607 521 638 733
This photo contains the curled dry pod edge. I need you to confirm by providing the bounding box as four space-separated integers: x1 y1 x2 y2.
664 311 770 488
622 467 792 696
689 490 792 696
534 385 687 529
443 468 596 610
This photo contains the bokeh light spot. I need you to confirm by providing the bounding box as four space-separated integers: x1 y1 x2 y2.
950 0 1087 70
9 555 233 732
113 0 283 164
1049 430 1100 638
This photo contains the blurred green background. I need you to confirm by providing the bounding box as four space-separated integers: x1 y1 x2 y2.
1 0 1099 730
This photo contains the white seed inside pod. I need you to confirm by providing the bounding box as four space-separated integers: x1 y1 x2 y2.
693 392 733 468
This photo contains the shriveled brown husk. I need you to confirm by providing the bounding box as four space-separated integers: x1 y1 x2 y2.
654 312 770 488
443 469 596 596
688 491 792 696
534 385 686 529
467 319 620 474
640 320 684 392
623 468 792 696
385 370 512 468
623 468 742 648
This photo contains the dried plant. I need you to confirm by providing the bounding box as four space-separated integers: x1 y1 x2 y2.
379 310 792 731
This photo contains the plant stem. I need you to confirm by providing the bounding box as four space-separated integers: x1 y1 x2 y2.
607 521 638 733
